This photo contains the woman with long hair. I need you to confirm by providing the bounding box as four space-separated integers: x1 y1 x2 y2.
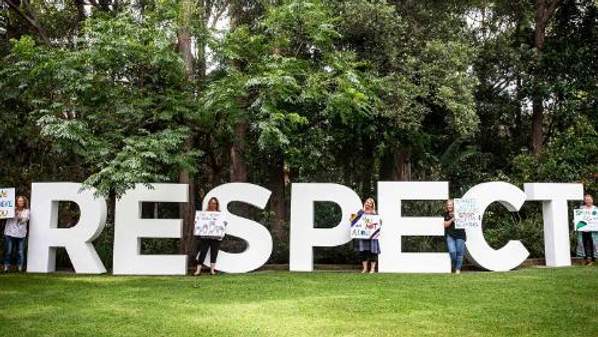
3 196 30 272
353 197 380 273
193 197 224 276
443 199 466 273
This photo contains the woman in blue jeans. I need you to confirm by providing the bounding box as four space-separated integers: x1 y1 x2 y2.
3 196 30 272
443 199 466 273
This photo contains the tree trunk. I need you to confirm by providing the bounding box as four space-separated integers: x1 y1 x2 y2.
269 154 286 241
531 0 560 156
379 146 411 181
74 0 87 27
177 0 196 261
230 121 249 182
396 149 411 181
379 146 396 181
4 0 50 45
228 1 251 184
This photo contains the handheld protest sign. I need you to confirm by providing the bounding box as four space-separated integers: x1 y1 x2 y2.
350 213 381 239
194 211 227 239
0 188 15 219
454 198 482 229
573 208 598 232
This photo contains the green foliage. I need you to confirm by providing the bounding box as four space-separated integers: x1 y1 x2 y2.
204 0 379 170
0 0 597 262
1 13 201 196
512 117 598 193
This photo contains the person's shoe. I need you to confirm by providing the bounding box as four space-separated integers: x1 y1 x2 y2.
360 269 367 273
588 261 594 266
17 266 23 272
193 267 202 276
3 265 9 273
210 271 217 275
369 269 375 274
455 269 461 274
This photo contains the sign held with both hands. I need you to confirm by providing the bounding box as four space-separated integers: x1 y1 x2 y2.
194 211 227 239
0 187 15 219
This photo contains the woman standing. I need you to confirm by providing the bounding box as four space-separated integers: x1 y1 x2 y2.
353 198 380 274
193 197 223 276
577 194 597 266
3 196 30 272
443 199 466 274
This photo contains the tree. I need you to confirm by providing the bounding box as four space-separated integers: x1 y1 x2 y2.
531 0 561 155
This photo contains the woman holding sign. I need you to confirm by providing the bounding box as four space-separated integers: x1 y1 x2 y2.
353 198 380 274
193 197 224 276
3 196 30 272
444 199 466 274
577 194 597 266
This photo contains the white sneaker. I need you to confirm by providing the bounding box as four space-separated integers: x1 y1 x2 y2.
455 269 461 274
3 265 9 272
17 266 23 272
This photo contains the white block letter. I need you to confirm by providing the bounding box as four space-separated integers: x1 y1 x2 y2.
378 181 451 273
113 184 188 275
463 182 529 271
289 183 362 272
202 183 272 273
524 183 583 267
27 183 107 274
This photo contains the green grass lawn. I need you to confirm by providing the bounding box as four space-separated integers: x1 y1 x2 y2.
1 267 597 337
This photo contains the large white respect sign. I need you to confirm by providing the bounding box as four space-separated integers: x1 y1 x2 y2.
25 181 583 275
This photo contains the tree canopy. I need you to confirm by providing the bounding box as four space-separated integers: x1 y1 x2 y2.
1 0 597 265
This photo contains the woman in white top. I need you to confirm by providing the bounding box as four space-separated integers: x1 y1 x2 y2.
3 196 30 272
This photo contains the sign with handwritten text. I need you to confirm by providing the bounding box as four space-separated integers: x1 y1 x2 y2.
350 213 382 239
573 208 598 232
0 188 15 219
194 211 227 239
454 198 481 229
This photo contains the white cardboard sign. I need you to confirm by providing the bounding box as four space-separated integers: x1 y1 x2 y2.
0 188 15 219
350 213 381 239
194 211 227 239
454 198 481 229
573 208 598 232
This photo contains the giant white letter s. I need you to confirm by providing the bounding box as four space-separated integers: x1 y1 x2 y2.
202 183 272 273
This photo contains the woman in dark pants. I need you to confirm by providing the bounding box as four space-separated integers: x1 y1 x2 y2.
579 194 597 266
194 197 223 276
353 198 380 273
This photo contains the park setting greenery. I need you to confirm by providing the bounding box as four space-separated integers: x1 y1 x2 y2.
0 0 597 266
1 267 598 337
